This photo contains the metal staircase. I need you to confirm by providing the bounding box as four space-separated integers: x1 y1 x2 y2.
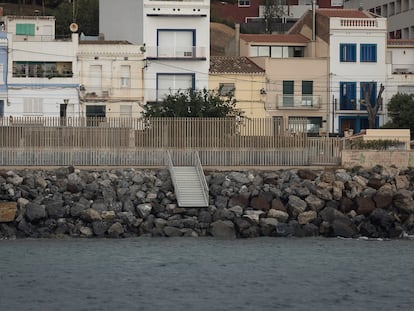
166 151 209 207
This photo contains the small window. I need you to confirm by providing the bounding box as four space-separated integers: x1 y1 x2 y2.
0 100 4 117
120 65 131 88
340 43 356 62
120 105 132 117
16 23 35 36
302 80 313 106
283 80 294 107
360 44 377 62
219 83 235 96
23 98 43 115
238 0 251 7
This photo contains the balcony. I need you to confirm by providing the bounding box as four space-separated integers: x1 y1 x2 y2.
266 95 321 110
392 65 414 74
146 46 207 60
331 17 387 31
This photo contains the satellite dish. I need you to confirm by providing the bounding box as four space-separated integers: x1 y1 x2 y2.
69 23 78 33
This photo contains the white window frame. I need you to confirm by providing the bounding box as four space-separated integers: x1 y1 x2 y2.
238 0 251 7
120 65 131 88
23 98 43 116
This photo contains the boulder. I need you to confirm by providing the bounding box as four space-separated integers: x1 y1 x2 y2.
25 202 47 222
136 203 152 218
331 218 357 238
243 210 264 224
0 202 17 222
81 208 102 222
393 190 414 214
163 226 184 237
298 210 317 225
373 192 393 210
395 175 410 190
271 198 287 212
228 194 249 209
260 218 278 236
287 195 307 219
108 222 124 238
79 226 93 237
267 209 289 223
356 197 376 216
319 206 347 224
251 195 270 211
297 169 317 180
210 220 236 239
305 194 325 212
92 221 110 237
44 200 66 219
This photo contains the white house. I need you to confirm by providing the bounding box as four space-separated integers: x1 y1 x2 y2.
78 40 146 119
2 15 79 118
99 0 210 104
288 9 388 135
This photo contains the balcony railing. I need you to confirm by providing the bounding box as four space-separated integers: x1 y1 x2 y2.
266 95 321 110
146 46 207 59
392 65 414 74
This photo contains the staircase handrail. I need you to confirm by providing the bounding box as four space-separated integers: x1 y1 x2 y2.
166 151 178 192
193 151 209 206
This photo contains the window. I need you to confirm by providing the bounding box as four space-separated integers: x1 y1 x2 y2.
0 100 4 117
86 105 106 126
340 43 356 62
90 65 102 91
120 65 130 88
120 105 132 117
288 117 322 134
360 82 377 110
157 73 195 100
250 45 270 57
302 81 313 106
23 98 43 115
158 30 194 58
360 44 377 62
340 82 357 110
238 0 251 7
283 80 294 107
12 62 72 78
219 83 235 96
16 23 35 36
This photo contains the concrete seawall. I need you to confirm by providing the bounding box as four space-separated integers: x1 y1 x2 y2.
1 166 414 239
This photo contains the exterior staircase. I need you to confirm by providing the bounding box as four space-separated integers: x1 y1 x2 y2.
167 151 209 207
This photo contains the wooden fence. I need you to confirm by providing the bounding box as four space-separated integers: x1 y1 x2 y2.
0 117 343 166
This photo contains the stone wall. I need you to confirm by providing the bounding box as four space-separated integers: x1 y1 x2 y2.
342 150 414 169
1 166 414 239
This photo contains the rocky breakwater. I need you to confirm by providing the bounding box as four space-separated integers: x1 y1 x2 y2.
1 166 414 239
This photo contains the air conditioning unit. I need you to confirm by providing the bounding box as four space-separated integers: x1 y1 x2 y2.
183 51 193 57
102 90 110 97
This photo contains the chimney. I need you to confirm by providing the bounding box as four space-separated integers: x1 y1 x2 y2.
235 23 240 57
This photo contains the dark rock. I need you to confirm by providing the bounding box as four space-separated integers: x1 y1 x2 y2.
215 196 228 209
44 200 67 219
251 195 270 212
370 208 395 231
297 169 318 180
331 218 357 238
274 223 294 237
319 206 347 223
198 210 212 223
92 221 110 237
70 202 88 217
373 193 393 210
271 198 287 212
25 203 47 222
163 226 183 237
367 177 384 190
393 190 414 214
210 220 236 239
340 197 354 214
356 197 376 216
213 208 235 221
228 195 249 209
302 223 319 237
259 218 278 236
240 225 261 238
234 218 252 232
287 195 307 219
359 221 379 238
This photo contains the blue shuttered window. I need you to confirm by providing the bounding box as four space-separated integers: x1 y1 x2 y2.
340 82 357 110
340 43 356 62
360 44 377 62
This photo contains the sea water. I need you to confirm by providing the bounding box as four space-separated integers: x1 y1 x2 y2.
1 237 413 311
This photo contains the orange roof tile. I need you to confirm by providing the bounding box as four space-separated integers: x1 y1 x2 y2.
317 8 374 18
210 56 265 74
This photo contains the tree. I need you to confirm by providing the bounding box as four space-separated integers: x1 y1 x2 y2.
142 88 242 118
382 93 414 138
360 82 385 129
262 0 286 34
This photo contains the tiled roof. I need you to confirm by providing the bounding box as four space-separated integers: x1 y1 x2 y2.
388 39 414 46
240 34 309 44
317 9 374 18
210 56 265 74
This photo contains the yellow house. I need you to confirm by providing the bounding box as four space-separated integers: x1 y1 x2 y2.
209 56 267 118
239 33 329 136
